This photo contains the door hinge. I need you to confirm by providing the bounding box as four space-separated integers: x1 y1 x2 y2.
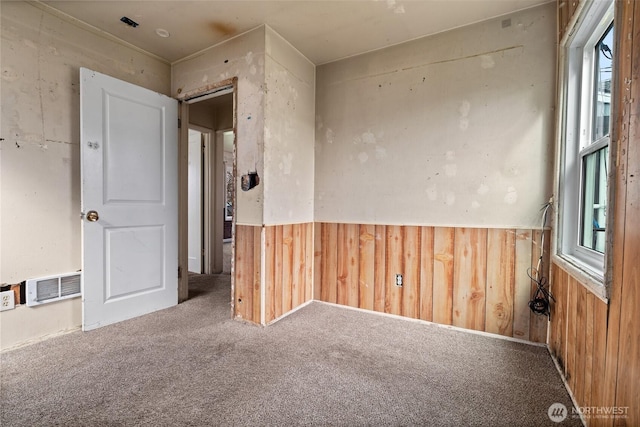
178 266 182 279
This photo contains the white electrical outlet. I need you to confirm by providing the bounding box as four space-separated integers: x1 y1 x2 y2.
395 274 403 287
1 290 15 311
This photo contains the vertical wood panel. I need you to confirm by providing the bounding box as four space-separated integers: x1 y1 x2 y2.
274 225 284 319
549 265 567 374
252 227 262 323
419 226 434 322
574 284 587 405
374 225 387 312
337 224 359 307
583 292 595 407
591 295 608 426
321 223 338 304
359 224 375 311
282 224 294 313
566 277 578 392
234 225 254 322
291 224 303 308
305 223 314 303
433 227 455 325
485 228 515 337
402 226 420 319
529 230 549 343
385 225 403 315
264 226 276 323
314 223 322 301
513 230 533 340
453 228 487 331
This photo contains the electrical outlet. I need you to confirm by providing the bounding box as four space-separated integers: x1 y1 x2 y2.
1 290 15 311
395 274 403 287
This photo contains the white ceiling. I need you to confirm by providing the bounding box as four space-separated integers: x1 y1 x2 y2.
40 0 552 65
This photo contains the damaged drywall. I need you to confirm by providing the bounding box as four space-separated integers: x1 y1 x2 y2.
314 3 555 228
172 27 266 226
263 26 315 224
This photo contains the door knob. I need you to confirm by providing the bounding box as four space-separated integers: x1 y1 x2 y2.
86 210 100 222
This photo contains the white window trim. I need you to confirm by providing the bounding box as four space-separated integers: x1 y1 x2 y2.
555 0 613 300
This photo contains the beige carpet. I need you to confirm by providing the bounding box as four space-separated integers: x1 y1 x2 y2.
0 274 581 426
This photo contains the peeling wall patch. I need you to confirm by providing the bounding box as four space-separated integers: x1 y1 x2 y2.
375 146 387 159
480 55 495 69
358 152 369 163
326 128 334 144
477 183 490 195
504 186 518 204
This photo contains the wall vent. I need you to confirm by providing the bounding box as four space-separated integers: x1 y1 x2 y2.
26 272 81 307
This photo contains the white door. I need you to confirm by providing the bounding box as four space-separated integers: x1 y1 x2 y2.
187 129 202 273
80 68 178 331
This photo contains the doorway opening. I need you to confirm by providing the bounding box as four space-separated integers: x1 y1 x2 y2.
179 81 236 304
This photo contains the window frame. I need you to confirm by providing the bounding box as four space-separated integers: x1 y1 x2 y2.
557 0 614 295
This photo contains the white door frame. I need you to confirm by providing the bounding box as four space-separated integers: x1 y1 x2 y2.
177 78 237 303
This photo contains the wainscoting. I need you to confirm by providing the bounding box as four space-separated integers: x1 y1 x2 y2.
234 223 314 324
549 265 609 420
314 223 550 343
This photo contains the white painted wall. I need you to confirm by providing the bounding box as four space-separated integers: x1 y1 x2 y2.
314 3 556 228
172 28 266 226
188 129 202 273
263 27 315 224
0 1 171 350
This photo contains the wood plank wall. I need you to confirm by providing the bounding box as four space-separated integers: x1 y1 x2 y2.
549 266 609 424
234 223 314 324
315 223 550 343
234 225 262 323
548 1 640 425
264 223 314 324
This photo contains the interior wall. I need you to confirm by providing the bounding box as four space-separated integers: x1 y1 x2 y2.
0 1 171 350
172 27 266 226
314 3 556 228
263 27 315 224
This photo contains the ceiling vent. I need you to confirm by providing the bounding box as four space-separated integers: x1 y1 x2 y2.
26 272 81 307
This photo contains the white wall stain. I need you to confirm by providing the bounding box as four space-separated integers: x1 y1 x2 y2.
446 150 455 161
358 152 369 163
459 100 471 131
472 200 481 209
444 163 457 177
480 55 495 69
2 67 19 82
250 65 257 75
326 128 334 144
201 74 208 83
281 153 294 175
22 38 37 49
375 145 387 159
362 131 376 145
426 185 438 201
504 186 518 204
245 51 254 64
477 183 490 195
445 191 456 205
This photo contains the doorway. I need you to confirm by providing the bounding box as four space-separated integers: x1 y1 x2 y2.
186 91 234 277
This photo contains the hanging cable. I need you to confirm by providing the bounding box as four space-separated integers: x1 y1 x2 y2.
528 200 555 320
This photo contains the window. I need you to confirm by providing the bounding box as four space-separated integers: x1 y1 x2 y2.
559 1 614 280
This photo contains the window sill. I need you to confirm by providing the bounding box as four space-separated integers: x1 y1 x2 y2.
552 254 609 303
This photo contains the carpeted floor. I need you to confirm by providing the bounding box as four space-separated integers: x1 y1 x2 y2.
0 274 581 426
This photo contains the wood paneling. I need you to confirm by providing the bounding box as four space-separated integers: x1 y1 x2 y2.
558 0 582 41
234 225 261 323
316 223 550 342
432 227 455 325
486 229 515 337
263 223 314 324
548 266 611 427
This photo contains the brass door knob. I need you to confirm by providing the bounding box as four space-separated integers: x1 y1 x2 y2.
86 210 99 222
